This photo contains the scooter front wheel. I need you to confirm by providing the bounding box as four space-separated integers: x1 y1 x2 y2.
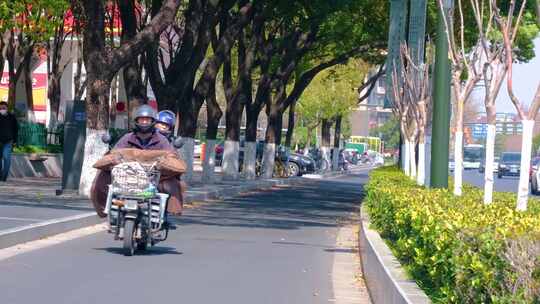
123 219 136 256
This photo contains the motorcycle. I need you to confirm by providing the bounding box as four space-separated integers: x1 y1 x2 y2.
100 135 184 256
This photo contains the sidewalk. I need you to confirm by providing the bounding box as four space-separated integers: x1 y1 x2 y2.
0 165 369 249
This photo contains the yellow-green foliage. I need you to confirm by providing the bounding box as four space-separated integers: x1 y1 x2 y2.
365 167 540 303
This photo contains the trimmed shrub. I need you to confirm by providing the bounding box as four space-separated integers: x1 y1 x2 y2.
365 166 540 303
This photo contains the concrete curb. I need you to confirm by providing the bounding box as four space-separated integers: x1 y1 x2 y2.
359 204 431 304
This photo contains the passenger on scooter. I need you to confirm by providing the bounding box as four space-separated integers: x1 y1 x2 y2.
155 110 176 142
91 105 184 223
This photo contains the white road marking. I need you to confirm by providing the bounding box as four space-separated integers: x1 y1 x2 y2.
0 217 42 222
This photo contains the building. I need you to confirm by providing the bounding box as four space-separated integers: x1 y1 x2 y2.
465 112 523 141
350 67 393 137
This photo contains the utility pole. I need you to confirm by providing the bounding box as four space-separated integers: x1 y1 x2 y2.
430 0 453 188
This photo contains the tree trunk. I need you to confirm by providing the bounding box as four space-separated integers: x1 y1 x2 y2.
222 95 244 180
262 105 282 178
537 0 540 26
321 119 332 172
243 107 259 179
516 119 534 210
7 56 17 110
424 131 432 187
24 62 36 122
417 134 426 186
202 81 222 183
332 116 342 171
285 101 296 147
403 139 410 176
48 73 61 128
453 98 465 196
409 138 417 179
119 0 147 106
483 112 496 204
79 78 112 196
123 64 147 105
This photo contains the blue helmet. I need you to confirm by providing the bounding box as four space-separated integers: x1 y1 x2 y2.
156 110 176 137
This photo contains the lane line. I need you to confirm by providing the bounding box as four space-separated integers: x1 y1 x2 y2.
0 216 42 222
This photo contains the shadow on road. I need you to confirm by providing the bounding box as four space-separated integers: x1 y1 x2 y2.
174 173 367 231
93 246 183 256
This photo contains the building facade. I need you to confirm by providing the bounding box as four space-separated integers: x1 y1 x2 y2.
350 67 393 137
466 112 523 141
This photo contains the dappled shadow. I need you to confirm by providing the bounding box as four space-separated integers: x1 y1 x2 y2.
172 174 367 231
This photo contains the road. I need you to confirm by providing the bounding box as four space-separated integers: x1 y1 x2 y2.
462 170 525 194
0 178 92 231
0 171 370 304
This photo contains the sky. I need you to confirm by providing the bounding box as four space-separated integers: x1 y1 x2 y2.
485 37 540 114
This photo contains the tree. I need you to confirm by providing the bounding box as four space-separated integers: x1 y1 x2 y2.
438 0 484 195
294 59 366 170
494 0 540 210
390 44 432 183
47 3 74 128
369 117 400 150
468 0 539 205
78 0 181 196
1 0 68 120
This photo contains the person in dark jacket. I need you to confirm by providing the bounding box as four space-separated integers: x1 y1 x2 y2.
0 101 18 181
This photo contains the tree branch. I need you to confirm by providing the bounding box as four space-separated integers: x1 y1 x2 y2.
109 0 181 75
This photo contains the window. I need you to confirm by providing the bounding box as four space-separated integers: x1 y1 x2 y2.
502 153 521 162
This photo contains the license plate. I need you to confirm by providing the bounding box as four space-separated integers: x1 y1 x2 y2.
511 168 518 173
125 201 138 210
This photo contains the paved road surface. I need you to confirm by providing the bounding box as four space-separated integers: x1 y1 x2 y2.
462 170 527 194
0 171 370 304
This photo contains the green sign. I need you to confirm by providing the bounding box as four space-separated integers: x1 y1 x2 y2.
384 0 408 108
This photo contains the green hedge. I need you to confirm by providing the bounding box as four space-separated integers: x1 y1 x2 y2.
365 167 540 303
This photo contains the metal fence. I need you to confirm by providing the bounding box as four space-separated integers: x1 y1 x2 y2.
17 123 63 148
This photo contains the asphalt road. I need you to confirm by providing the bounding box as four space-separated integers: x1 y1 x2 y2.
0 203 87 231
0 178 93 232
462 170 524 194
0 171 369 304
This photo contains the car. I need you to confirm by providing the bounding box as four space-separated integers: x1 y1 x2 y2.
449 159 455 171
497 152 521 178
529 157 540 194
478 157 500 173
288 153 316 176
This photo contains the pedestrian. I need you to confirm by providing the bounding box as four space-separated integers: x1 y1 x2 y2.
0 101 18 182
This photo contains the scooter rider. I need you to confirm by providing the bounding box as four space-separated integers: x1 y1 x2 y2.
155 110 176 142
91 105 184 227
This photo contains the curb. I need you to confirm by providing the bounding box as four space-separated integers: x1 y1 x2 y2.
359 204 431 304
